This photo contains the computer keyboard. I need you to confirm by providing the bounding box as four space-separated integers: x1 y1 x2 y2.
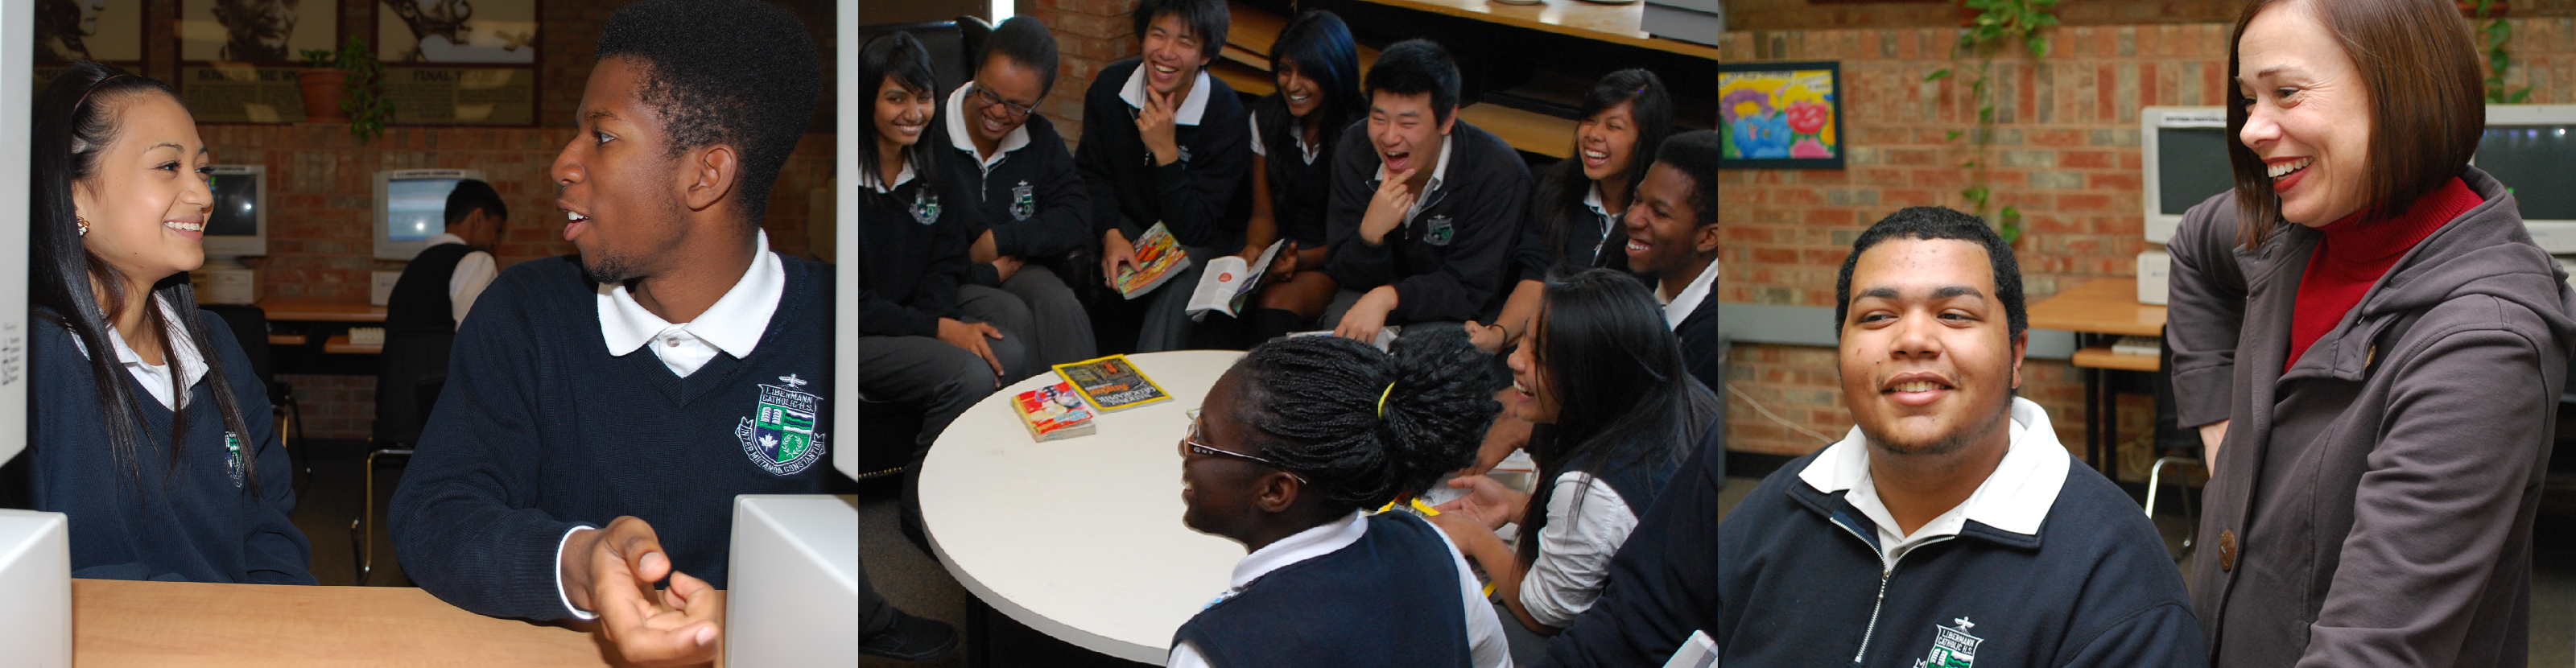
347 327 385 346
2111 335 2161 357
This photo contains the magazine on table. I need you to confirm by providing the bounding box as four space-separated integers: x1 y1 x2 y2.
1051 354 1174 412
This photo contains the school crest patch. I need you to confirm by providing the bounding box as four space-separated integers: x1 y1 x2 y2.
1913 617 1982 668
1010 180 1036 221
736 373 828 476
910 188 942 226
223 431 244 489
1424 215 1456 246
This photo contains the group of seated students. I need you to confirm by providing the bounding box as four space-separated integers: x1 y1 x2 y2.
2 2 840 666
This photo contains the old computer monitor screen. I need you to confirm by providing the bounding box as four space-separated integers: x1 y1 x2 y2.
2475 105 2576 252
374 168 489 261
201 165 266 260
2140 106 2235 245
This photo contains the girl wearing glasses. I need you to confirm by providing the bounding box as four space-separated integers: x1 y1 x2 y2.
1232 10 1367 344
934 16 1098 369
1170 328 1512 667
11 62 313 584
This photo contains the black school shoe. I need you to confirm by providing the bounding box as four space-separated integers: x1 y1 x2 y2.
861 608 960 662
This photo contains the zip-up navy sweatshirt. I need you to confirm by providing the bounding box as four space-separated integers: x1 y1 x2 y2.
390 254 838 621
1324 119 1530 323
1075 58 1253 251
1541 398 2207 668
23 308 313 584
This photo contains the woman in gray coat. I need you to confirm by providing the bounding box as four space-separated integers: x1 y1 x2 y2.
2166 0 2576 666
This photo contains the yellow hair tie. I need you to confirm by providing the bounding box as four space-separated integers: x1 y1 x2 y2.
1376 382 1396 418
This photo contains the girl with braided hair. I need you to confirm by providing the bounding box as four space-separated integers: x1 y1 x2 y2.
1168 328 1513 667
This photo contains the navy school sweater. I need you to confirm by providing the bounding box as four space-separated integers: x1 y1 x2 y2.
1075 58 1253 252
928 101 1092 265
390 254 838 621
1323 119 1531 323
20 308 313 584
1172 511 1471 668
1540 412 2207 668
858 160 977 338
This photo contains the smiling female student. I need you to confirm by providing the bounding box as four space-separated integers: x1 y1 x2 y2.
1233 10 1365 344
1170 329 1512 667
12 63 312 584
1430 268 1716 662
1469 70 1674 355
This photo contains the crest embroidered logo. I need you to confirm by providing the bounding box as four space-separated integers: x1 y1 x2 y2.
910 188 942 226
735 373 828 476
223 431 244 489
1010 180 1036 221
1913 617 1983 668
1424 215 1456 246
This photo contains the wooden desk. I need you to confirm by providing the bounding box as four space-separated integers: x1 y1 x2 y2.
2026 278 2167 480
323 334 383 355
1349 0 1723 60
71 579 694 667
254 296 385 323
1458 104 1575 159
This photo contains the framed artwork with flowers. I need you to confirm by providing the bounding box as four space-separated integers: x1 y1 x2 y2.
1718 61 1843 169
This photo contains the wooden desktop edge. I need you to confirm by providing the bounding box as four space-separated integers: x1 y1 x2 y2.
70 579 663 667
1348 0 1724 60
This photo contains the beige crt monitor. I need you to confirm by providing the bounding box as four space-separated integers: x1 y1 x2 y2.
6 6 74 667
725 496 858 667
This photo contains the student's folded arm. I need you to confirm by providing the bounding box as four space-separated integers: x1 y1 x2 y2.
230 331 316 586
858 288 943 338
2300 328 2555 668
388 297 588 621
2164 194 2251 427
1391 171 1524 323
1152 113 1251 247
997 136 1093 260
1074 97 1144 242
2055 602 2210 668
1537 430 1730 668
1323 146 1393 290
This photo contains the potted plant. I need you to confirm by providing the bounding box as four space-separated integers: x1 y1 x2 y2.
298 36 394 142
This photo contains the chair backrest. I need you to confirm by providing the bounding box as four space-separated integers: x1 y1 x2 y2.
374 328 455 445
415 376 447 430
857 17 990 100
199 304 273 390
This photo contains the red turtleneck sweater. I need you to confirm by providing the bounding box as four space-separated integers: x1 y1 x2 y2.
2285 177 2485 371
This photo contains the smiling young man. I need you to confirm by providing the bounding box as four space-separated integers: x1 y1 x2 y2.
1075 0 1252 352
386 2 842 665
1537 207 2206 668
931 16 1096 368
1616 130 1726 392
1321 39 1530 344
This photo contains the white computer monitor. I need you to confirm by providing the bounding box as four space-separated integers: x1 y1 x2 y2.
2144 105 2576 252
201 165 266 261
726 495 858 668
2475 105 2576 252
0 510 70 668
835 0 857 481
374 168 490 261
0 0 31 467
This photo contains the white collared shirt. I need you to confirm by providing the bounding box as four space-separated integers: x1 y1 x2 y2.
423 233 498 329
67 295 206 410
1658 256 1721 330
1371 133 1455 223
558 229 787 619
1797 396 2070 567
596 230 786 378
1119 63 1215 126
1166 510 1514 668
1247 109 1323 165
944 83 1033 171
1579 183 1621 266
860 158 917 194
1518 472 1638 628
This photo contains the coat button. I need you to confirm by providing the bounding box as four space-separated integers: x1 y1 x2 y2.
2219 530 2238 571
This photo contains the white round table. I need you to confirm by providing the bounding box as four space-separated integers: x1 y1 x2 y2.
919 349 1249 665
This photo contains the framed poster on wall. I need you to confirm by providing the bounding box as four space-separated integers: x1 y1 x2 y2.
379 0 539 64
37 0 143 64
1718 60 1845 170
178 0 341 123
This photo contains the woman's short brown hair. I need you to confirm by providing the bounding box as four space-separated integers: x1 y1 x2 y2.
2226 0 2485 249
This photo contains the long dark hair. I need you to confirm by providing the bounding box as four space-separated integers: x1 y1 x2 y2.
1256 10 1363 192
1229 329 1501 517
1538 70 1674 271
857 32 940 196
1517 268 1715 566
31 62 258 493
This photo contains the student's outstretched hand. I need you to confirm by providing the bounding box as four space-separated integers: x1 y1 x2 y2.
1331 287 1397 344
936 317 1008 384
1433 475 1529 531
564 516 726 666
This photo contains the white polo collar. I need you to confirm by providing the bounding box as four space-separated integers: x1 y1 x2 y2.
1212 510 1368 604
80 296 208 408
860 158 916 194
1798 396 2068 543
597 230 784 362
1119 63 1214 126
1372 132 1455 222
1660 258 1720 330
944 83 1032 169
427 233 469 248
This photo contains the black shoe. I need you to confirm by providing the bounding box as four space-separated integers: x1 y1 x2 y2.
861 609 959 662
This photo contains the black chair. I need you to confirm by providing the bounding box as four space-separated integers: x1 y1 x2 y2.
353 327 451 584
201 304 307 497
353 374 440 585
857 16 992 101
2145 329 2204 563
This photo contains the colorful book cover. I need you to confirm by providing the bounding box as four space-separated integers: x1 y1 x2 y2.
1014 381 1098 442
1052 354 1173 412
1110 222 1194 299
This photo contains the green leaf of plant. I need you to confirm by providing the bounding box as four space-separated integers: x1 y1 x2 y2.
2029 35 2050 59
1927 68 1952 81
2509 88 2532 103
1947 130 1965 141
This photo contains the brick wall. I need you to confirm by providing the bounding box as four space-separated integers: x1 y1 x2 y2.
1029 0 1141 150
1726 0 2576 31
1715 18 2576 470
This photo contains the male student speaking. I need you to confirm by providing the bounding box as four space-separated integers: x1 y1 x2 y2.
388 1 843 664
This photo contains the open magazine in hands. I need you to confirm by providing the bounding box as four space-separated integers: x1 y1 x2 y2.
1184 238 1289 321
